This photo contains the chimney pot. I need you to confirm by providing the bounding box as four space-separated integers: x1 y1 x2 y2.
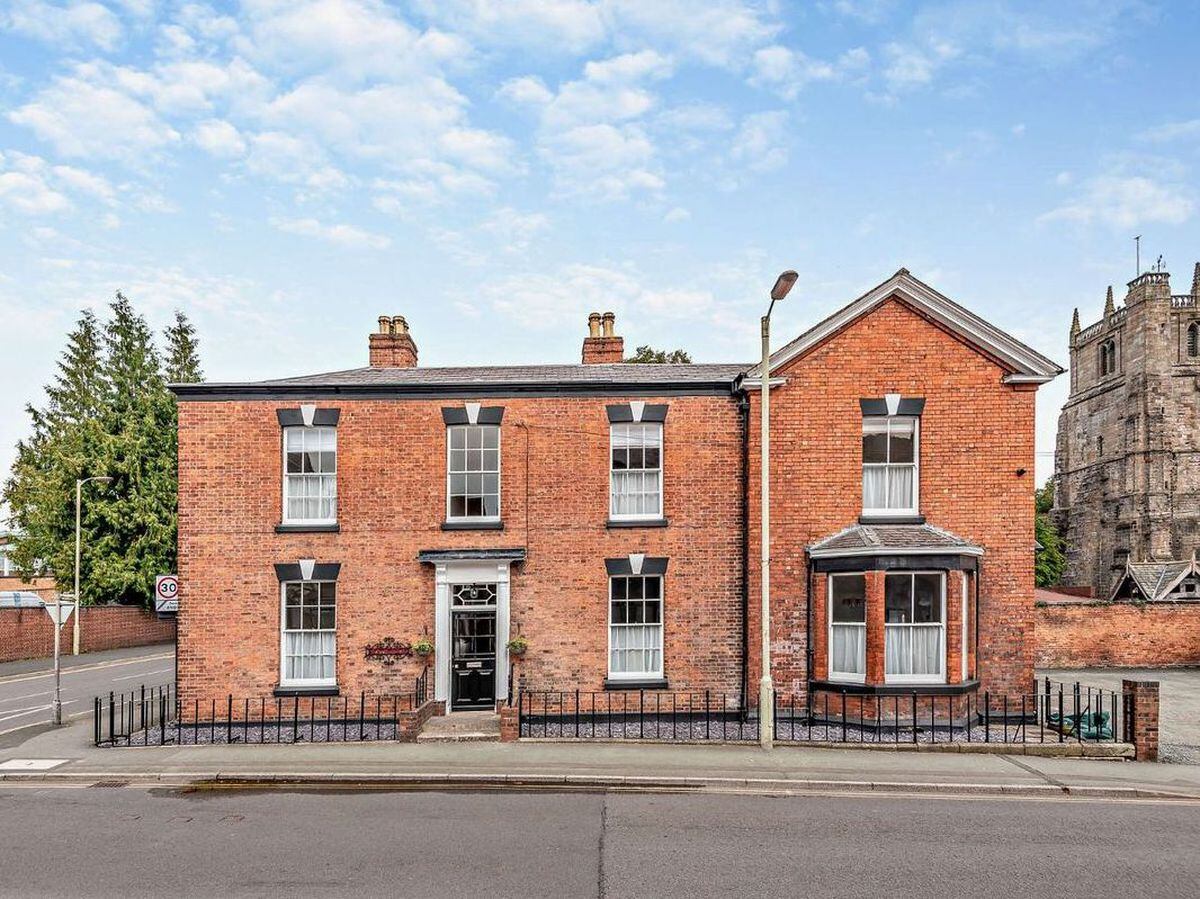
369 315 418 368
602 311 615 337
582 311 623 363
587 312 602 338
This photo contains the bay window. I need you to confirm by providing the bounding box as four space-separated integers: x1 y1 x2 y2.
828 574 866 682
610 423 663 519
280 581 336 687
283 426 337 524
862 416 917 516
884 572 945 682
608 574 663 679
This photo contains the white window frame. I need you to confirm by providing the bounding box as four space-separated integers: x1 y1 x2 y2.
961 574 969 682
607 574 664 681
609 422 664 521
0 547 11 577
281 425 337 526
862 416 919 518
445 424 502 523
883 571 946 685
827 573 867 684
279 580 337 688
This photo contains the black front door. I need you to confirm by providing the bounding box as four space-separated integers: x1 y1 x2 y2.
451 610 496 710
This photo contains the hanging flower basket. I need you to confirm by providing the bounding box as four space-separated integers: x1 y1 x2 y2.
506 635 529 656
412 637 435 658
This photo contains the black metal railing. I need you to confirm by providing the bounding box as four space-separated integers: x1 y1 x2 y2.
517 690 757 740
515 680 1128 746
95 670 432 747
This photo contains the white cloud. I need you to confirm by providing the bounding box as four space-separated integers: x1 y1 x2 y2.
603 0 779 69
1040 174 1194 229
750 45 869 99
271 216 391 250
480 206 549 253
497 76 555 106
729 110 789 173
663 206 690 223
2 1 123 50
193 119 247 158
484 262 714 329
10 69 181 163
1139 120 1200 144
245 131 350 191
882 40 959 90
413 0 605 54
0 151 117 215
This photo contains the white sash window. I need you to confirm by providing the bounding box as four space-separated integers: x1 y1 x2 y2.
862 416 917 516
610 423 663 519
283 426 337 524
280 581 336 687
884 572 945 683
447 425 501 520
828 574 866 682
608 575 663 679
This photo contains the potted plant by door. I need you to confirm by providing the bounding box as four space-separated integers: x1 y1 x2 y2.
412 636 434 659
506 635 529 657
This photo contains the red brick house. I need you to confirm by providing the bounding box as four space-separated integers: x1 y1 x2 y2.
172 270 1061 714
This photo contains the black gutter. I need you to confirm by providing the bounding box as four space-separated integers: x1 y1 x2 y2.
735 371 751 718
169 380 740 401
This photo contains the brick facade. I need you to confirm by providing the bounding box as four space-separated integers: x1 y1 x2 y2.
0 605 175 664
173 271 1058 711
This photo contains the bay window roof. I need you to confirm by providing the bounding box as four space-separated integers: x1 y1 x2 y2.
808 523 982 559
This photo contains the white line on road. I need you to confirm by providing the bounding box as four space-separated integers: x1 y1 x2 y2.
0 700 82 724
112 667 172 682
0 653 173 687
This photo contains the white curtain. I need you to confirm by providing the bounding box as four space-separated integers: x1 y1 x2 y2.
863 467 888 509
887 466 913 509
609 624 662 675
830 624 865 677
885 625 943 678
284 631 335 681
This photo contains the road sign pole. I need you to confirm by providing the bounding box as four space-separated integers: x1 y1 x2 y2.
52 594 62 725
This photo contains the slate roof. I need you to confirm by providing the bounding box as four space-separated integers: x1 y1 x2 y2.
1110 559 1200 602
172 363 749 396
807 523 983 558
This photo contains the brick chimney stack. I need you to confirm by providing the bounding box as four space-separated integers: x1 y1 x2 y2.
369 315 418 368
582 311 624 364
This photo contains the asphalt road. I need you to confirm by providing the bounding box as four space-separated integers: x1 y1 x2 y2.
0 644 174 738
0 787 1195 898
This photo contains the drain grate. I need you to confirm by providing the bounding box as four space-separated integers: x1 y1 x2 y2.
88 780 130 788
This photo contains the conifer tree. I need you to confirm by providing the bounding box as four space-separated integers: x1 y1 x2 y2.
164 311 203 384
3 310 108 593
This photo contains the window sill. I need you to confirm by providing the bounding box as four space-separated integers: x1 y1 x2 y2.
441 520 504 531
858 514 925 525
606 517 669 529
603 678 669 691
273 685 340 697
275 523 340 533
809 679 978 696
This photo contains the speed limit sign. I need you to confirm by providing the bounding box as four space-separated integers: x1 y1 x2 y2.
155 575 179 614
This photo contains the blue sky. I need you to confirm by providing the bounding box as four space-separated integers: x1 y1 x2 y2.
2 1 1199 488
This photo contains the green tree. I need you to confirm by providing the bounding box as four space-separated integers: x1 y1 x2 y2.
3 310 107 591
625 345 692 364
1035 479 1065 588
3 296 203 608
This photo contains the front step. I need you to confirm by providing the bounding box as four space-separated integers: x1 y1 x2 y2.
416 710 500 743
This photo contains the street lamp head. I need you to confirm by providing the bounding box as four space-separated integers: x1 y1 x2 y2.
770 270 799 302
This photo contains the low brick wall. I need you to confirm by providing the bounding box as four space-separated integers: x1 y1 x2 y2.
0 605 175 664
1035 596 1200 668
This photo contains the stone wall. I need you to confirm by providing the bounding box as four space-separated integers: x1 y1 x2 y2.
1054 267 1200 598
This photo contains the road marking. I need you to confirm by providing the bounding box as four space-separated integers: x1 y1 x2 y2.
0 700 81 725
112 667 172 682
0 758 70 771
0 653 173 687
0 689 55 705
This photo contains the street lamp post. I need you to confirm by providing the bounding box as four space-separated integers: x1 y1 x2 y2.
759 270 798 750
74 476 112 655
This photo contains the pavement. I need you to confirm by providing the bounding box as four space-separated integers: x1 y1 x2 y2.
1040 666 1200 764
0 644 174 740
4 713 1200 801
0 786 1198 898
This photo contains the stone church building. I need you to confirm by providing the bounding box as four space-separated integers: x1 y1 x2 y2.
1053 263 1200 597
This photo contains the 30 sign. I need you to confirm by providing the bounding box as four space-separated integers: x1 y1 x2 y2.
155 575 179 614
